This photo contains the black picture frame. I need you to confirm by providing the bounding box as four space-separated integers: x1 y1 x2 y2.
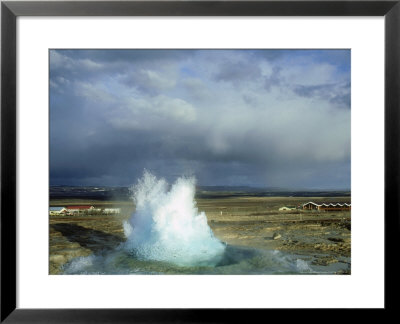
1 0 399 322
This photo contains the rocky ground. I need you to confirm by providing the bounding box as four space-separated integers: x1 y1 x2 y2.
49 196 351 274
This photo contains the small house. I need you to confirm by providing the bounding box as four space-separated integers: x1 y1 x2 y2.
302 202 320 210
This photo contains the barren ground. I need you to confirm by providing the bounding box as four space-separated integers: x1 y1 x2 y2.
49 196 350 274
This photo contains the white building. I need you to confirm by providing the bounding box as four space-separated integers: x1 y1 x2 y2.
66 205 95 213
49 207 67 215
279 206 296 211
103 208 121 214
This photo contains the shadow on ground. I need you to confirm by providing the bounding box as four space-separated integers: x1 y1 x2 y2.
50 223 125 254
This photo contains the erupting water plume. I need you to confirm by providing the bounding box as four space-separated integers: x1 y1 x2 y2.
123 171 226 266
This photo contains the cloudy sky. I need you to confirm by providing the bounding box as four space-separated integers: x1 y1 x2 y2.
50 49 350 189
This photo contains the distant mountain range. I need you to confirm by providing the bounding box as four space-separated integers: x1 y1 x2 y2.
50 185 350 200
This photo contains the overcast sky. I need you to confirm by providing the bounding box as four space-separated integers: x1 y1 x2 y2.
50 49 350 189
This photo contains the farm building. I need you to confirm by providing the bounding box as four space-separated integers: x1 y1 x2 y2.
319 203 351 211
103 208 121 214
279 206 296 211
302 202 320 210
302 202 351 211
49 207 67 215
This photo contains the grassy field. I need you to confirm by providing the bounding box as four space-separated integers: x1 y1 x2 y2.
49 195 351 274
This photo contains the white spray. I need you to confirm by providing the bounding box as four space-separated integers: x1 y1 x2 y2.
123 171 226 266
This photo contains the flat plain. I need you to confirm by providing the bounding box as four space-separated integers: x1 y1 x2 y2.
49 193 350 274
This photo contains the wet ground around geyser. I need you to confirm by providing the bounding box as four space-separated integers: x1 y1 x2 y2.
50 196 351 275
61 244 349 275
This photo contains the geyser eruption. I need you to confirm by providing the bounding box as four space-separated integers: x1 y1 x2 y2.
123 171 226 266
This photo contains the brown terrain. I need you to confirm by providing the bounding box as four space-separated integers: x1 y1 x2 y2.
49 196 351 274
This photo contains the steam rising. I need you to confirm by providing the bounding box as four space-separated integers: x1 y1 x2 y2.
123 171 226 266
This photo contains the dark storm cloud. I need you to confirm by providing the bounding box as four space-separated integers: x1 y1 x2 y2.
264 66 282 91
57 49 195 63
255 50 285 61
293 81 351 108
50 49 351 189
214 61 262 83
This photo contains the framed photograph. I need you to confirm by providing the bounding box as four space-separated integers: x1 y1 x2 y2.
1 0 398 321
